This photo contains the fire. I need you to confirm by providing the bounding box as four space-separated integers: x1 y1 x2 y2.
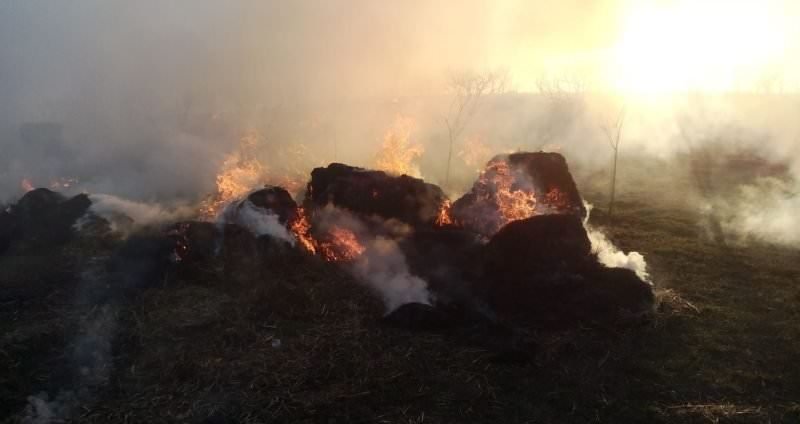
288 208 366 262
476 159 537 228
458 136 492 172
273 142 319 198
496 186 537 224
199 132 266 220
289 207 317 254
545 187 570 212
374 116 424 177
435 199 454 226
318 226 365 262
20 179 34 193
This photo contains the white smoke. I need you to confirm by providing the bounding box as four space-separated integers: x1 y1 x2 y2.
583 202 650 281
21 257 117 423
353 236 432 312
220 199 296 245
314 205 432 312
717 177 800 246
84 193 194 233
22 391 78 424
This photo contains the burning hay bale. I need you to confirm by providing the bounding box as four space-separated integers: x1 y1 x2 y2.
452 152 586 237
305 163 448 227
219 186 300 247
240 186 298 225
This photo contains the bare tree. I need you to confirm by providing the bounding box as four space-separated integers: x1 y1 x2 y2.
443 70 508 188
527 74 586 149
600 104 626 219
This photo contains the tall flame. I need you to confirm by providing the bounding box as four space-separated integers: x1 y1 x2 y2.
374 116 424 177
458 136 492 172
435 199 454 226
289 207 317 254
199 132 265 220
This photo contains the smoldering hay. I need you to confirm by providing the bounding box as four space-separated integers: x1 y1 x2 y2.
2 151 654 328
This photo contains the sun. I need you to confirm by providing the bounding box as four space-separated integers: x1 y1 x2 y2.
610 0 787 95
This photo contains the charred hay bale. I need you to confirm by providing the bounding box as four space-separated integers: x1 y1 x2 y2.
399 226 484 303
506 152 585 217
165 221 221 264
2 189 91 252
106 234 174 295
243 186 298 224
483 214 592 274
221 224 260 281
478 214 652 327
306 163 447 227
568 267 655 322
0 209 20 254
452 152 586 237
14 188 65 217
220 224 301 284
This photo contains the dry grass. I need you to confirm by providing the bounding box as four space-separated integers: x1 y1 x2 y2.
2 167 800 423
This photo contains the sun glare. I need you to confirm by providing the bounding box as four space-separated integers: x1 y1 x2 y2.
611 0 787 95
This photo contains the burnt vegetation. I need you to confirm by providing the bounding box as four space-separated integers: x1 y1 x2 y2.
1 154 799 424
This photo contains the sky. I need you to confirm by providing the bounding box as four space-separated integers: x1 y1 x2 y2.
0 0 798 202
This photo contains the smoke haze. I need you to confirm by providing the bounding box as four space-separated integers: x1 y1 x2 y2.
1 1 799 245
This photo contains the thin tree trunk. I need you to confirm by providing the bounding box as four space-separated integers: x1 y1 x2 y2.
608 146 618 219
444 123 454 189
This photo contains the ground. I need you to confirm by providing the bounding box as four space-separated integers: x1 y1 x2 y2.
1 161 799 423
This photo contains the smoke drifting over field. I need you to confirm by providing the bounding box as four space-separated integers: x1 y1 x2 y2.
1 1 799 246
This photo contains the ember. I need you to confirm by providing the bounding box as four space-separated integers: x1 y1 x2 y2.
318 226 365 262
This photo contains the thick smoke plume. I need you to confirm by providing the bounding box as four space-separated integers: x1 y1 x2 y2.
354 237 433 312
312 205 432 313
715 177 800 246
221 198 296 245
84 193 194 233
583 203 650 281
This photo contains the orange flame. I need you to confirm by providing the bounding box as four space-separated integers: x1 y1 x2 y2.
199 132 265 220
457 136 492 172
545 187 570 212
374 116 424 177
435 199 454 226
318 226 365 262
478 160 537 227
289 207 317 254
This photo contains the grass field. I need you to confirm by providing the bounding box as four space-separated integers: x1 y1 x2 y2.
2 163 799 423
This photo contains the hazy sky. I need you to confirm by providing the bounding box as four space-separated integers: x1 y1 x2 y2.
1 1 798 201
